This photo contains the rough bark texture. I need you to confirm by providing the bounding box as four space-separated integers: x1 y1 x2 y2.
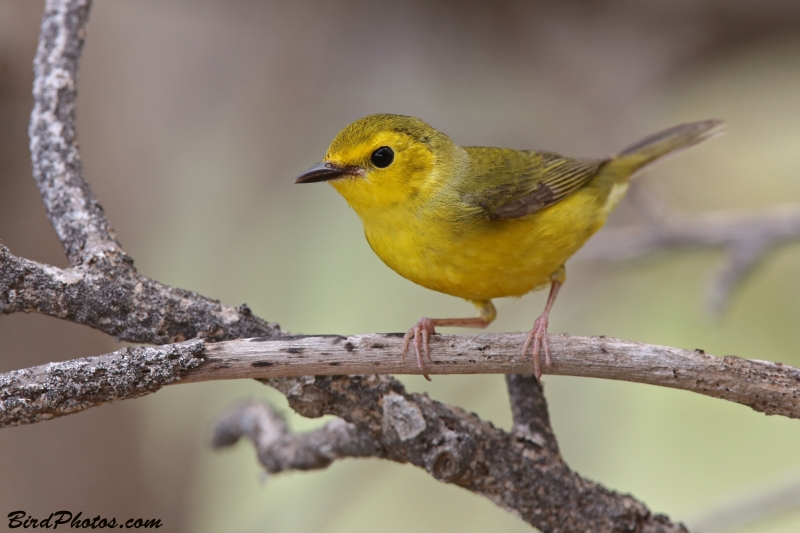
192 334 800 419
231 375 688 533
0 244 281 343
212 399 380 472
3 332 799 428
29 0 122 267
506 374 560 455
0 340 205 427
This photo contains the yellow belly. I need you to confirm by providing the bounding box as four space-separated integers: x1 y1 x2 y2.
363 184 619 303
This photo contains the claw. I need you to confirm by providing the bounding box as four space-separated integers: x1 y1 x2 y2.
522 314 550 382
402 317 435 381
521 276 562 382
421 328 433 363
400 312 493 381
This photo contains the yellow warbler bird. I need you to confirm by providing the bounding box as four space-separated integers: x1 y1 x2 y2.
296 114 723 380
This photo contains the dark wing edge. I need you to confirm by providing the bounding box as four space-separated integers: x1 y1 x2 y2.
489 153 608 220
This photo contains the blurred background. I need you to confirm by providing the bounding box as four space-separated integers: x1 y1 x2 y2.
2 1 800 531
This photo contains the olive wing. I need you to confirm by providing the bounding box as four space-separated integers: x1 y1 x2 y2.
461 148 608 220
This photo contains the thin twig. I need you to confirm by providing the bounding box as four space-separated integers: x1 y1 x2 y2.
580 191 800 313
688 475 800 533
582 191 800 262
212 400 379 473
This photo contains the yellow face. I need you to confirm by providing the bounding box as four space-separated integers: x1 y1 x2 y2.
295 114 455 214
326 129 436 210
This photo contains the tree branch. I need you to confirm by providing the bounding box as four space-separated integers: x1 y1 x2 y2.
211 400 380 473
3 333 798 428
688 476 800 533
505 374 560 456
579 186 800 313
29 0 123 267
211 386 686 531
8 0 281 343
225 375 688 533
0 244 280 343
193 334 800 419
0 340 204 427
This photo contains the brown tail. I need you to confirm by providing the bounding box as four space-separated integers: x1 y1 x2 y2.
615 119 725 174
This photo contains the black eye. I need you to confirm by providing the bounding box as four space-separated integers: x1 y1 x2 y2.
370 146 394 168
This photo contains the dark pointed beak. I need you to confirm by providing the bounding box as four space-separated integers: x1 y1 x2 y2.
295 162 352 184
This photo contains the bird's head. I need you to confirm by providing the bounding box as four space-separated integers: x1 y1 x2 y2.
295 114 464 212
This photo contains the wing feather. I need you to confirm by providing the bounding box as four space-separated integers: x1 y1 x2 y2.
461 148 607 220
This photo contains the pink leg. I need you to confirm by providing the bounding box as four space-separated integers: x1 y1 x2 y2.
402 309 493 381
521 279 562 382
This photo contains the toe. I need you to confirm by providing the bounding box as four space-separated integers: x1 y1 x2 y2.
401 318 438 381
543 336 551 366
401 330 413 359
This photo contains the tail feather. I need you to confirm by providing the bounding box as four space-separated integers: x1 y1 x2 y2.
615 119 725 173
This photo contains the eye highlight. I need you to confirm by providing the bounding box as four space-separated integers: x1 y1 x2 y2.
370 146 394 168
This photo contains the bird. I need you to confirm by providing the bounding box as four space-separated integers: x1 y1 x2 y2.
295 114 723 380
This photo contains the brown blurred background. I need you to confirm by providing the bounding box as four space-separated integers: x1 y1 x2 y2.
2 1 800 532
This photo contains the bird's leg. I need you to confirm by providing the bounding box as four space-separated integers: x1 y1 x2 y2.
522 266 565 381
402 301 496 381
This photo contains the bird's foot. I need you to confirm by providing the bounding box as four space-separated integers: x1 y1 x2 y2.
522 313 550 382
402 317 436 381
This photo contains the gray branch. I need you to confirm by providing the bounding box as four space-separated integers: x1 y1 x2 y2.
192 334 800 420
12 0 281 343
3 333 798 428
0 244 280 343
505 374 560 456
212 400 379 473
230 375 688 533
29 0 123 266
0 340 204 427
579 187 800 313
211 384 685 531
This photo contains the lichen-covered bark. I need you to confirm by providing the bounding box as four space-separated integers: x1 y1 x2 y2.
212 399 380 472
506 374 560 455
246 375 687 533
29 0 123 266
0 245 281 342
0 340 205 427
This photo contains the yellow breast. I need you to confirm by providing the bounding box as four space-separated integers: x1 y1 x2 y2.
360 181 611 303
